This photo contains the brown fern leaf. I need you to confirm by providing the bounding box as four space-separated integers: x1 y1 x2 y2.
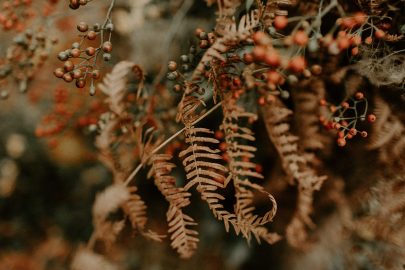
192 10 259 80
122 186 147 230
167 206 199 259
121 185 166 243
292 79 329 152
176 93 204 124
221 94 279 243
261 98 327 249
177 93 238 234
92 184 129 249
179 127 238 231
368 97 405 163
98 61 136 116
150 154 199 258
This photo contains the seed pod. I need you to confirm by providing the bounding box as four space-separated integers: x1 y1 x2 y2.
85 47 95 56
91 70 100 79
69 0 80 9
63 73 73 82
180 55 189 63
53 68 64 78
102 41 112 52
106 23 114 31
73 69 82 79
87 31 97 40
77 22 88 32
75 79 86 88
71 48 81 58
64 61 74 72
103 53 111 61
166 71 178 81
72 42 80 49
173 84 182 92
168 61 177 71
57 52 68 61
93 23 101 32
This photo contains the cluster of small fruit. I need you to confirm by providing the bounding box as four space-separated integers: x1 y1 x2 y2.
0 0 59 31
0 0 34 31
53 21 114 95
35 86 106 147
319 92 376 147
0 28 57 99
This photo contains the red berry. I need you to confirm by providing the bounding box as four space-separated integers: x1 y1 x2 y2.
274 16 288 30
367 114 376 122
293 30 309 46
288 56 306 73
337 138 346 147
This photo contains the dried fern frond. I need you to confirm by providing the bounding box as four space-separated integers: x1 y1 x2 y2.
221 94 279 244
98 61 136 116
150 154 198 258
292 79 328 152
177 92 239 233
122 186 147 231
368 97 405 163
261 98 327 248
193 10 260 80
91 184 129 248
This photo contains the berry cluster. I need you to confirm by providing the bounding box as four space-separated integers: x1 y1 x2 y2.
319 92 376 147
0 0 58 32
36 87 106 147
0 28 57 99
53 21 114 95
0 0 33 31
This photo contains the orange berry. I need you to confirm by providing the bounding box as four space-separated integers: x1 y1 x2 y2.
255 164 263 173
351 35 362 46
252 46 266 61
266 70 281 84
337 138 346 147
243 53 254 64
375 29 385 39
337 37 350 50
215 131 224 139
353 12 367 24
253 31 267 44
349 128 357 136
361 131 368 137
258 96 266 105
365 36 373 44
293 30 309 46
274 16 288 30
288 56 306 73
219 142 227 151
264 50 280 67
341 18 355 29
367 114 376 122
351 47 359 56
355 92 364 100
